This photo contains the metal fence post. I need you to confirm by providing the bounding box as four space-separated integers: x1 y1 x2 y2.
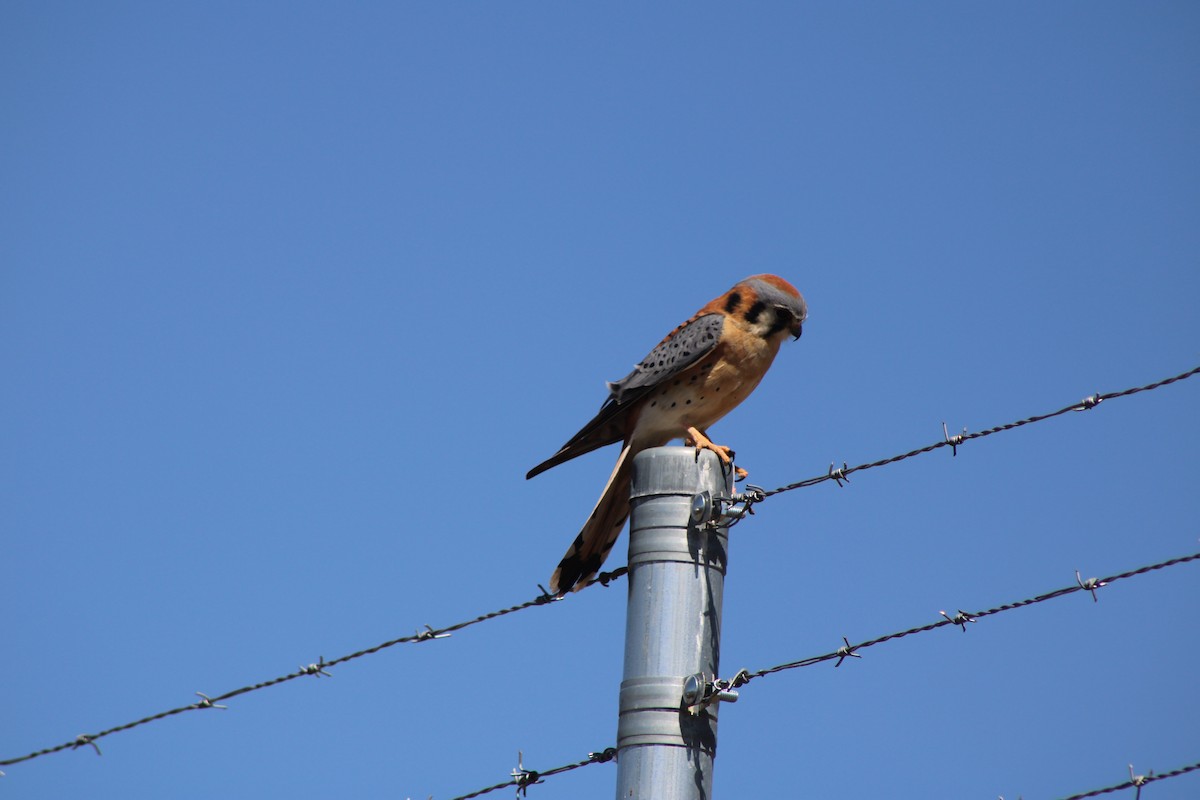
615 446 733 800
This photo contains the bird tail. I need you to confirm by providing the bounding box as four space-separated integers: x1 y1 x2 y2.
549 444 633 594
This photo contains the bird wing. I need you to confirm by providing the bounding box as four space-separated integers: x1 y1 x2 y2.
526 313 725 479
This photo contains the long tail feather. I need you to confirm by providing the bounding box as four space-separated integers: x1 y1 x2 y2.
549 444 634 594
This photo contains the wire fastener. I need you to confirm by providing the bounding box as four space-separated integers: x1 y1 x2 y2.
594 568 623 588
415 625 451 642
193 690 228 710
827 462 850 487
940 609 977 631
834 637 862 667
299 657 332 678
511 751 543 797
943 422 967 456
1076 571 1107 602
691 489 759 528
588 747 617 763
1129 763 1154 800
683 673 740 710
72 734 101 756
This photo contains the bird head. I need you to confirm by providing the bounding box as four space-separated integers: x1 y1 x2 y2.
732 274 807 341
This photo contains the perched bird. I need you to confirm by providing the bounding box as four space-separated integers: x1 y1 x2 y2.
528 274 807 594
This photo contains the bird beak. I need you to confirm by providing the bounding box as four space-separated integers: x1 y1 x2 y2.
791 320 803 340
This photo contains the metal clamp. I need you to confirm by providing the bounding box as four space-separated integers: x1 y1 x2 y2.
682 673 740 711
690 488 764 529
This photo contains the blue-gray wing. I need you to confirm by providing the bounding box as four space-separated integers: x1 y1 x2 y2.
607 313 724 403
526 313 725 479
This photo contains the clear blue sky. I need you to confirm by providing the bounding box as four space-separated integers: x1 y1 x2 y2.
2 3 1198 798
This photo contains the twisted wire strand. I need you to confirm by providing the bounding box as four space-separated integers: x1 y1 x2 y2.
1056 760 1200 800
447 748 616 800
732 552 1200 681
760 365 1200 496
0 568 628 767
4 365 1196 774
441 750 1200 800
443 552 1198 800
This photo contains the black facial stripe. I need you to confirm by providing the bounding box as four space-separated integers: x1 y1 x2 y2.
767 308 793 337
744 300 767 324
724 291 742 314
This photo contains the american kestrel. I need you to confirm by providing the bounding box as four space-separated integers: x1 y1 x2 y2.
528 274 807 594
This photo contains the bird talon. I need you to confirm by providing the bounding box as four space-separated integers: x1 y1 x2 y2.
734 466 749 481
685 426 736 464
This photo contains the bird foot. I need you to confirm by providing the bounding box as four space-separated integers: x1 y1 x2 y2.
685 427 748 479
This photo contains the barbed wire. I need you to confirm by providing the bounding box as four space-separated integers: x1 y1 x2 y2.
440 751 1200 800
5 365 1196 778
0 567 629 768
752 364 1200 497
703 551 1198 689
446 747 617 800
444 552 1198 800
1055 760 1200 800
438 366 1200 798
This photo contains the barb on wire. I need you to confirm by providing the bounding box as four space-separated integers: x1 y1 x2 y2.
833 637 860 667
298 657 332 678
722 551 1200 685
511 750 544 797
761 364 1200 497
192 692 227 710
1056 759 1200 800
444 547 1197 800
0 567 629 768
1076 571 1107 602
447 747 616 800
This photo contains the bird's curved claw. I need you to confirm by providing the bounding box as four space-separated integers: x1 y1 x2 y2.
685 427 747 479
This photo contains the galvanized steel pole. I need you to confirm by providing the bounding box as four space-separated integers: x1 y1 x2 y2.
615 446 734 800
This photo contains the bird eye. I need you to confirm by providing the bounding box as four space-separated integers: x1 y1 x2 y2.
766 307 794 338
